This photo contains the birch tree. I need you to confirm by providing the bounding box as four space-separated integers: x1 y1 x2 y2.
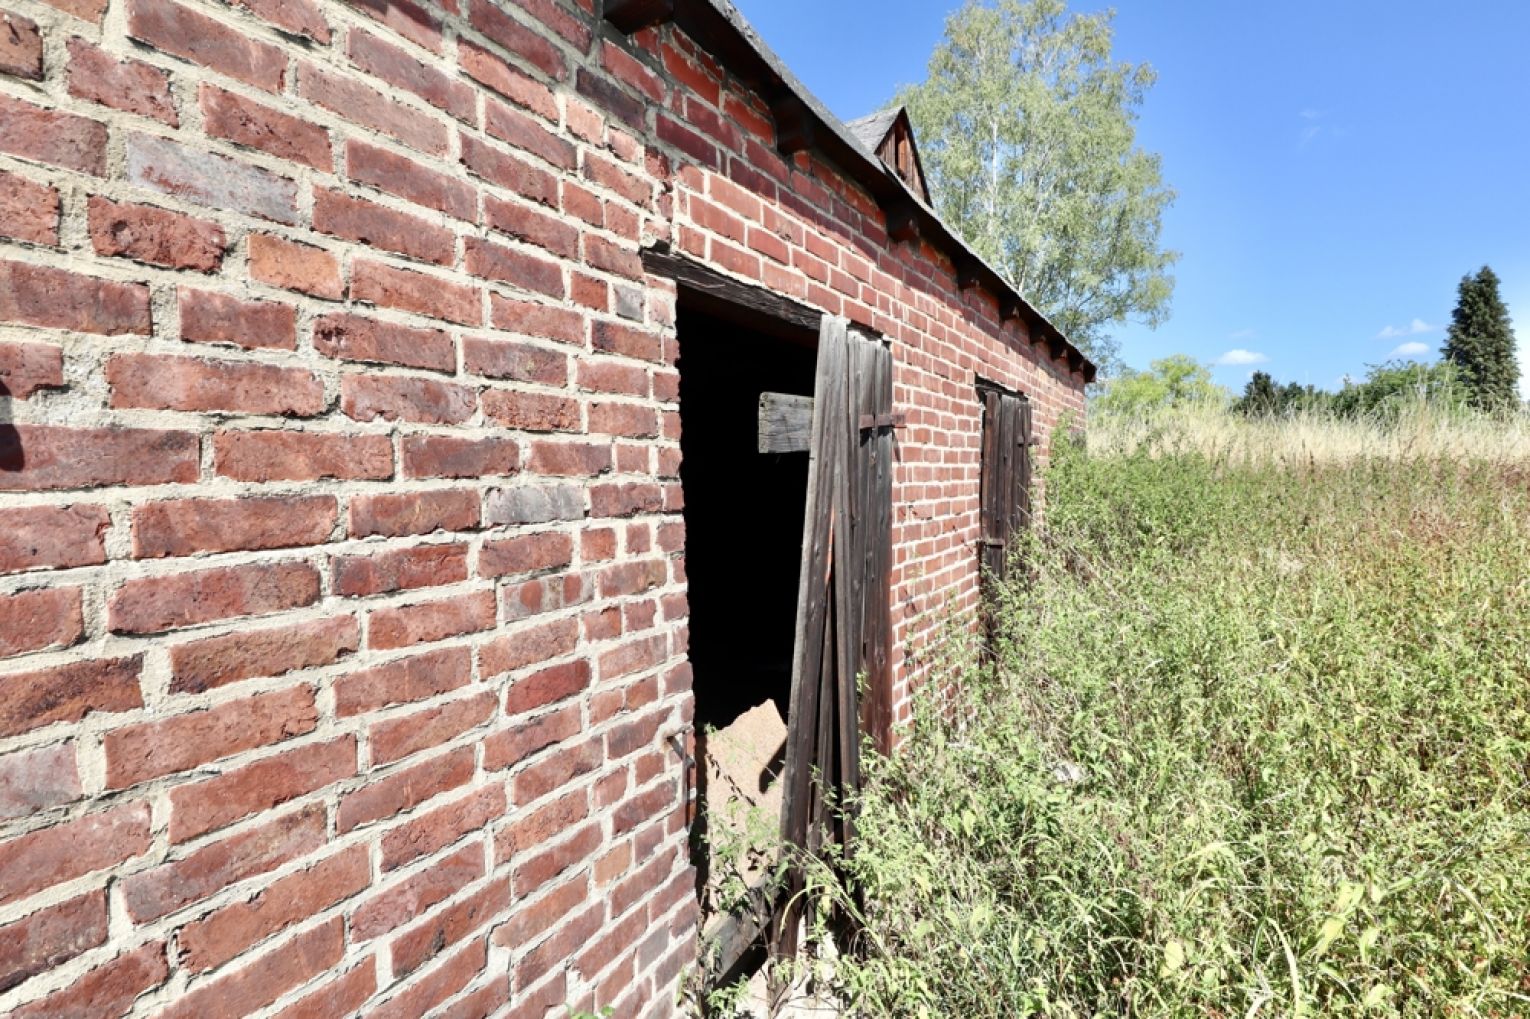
899 0 1177 376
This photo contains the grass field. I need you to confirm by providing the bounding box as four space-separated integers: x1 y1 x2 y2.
807 408 1530 1018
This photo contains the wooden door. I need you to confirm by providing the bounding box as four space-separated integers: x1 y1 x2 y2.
774 317 893 955
979 384 1033 589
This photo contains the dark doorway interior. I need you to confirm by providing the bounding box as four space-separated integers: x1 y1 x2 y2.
677 303 816 976
679 305 815 735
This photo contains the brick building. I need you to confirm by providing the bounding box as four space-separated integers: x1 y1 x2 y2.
0 0 1091 1015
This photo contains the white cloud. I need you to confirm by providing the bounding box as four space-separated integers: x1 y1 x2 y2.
1376 318 1438 340
1387 341 1431 359
1215 349 1269 366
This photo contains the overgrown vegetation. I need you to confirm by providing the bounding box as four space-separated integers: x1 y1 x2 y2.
773 409 1530 1017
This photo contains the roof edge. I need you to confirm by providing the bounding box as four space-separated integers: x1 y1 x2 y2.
603 0 1095 383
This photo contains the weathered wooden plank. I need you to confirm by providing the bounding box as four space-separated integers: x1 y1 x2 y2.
641 247 823 341
758 392 813 454
775 316 847 958
860 342 895 754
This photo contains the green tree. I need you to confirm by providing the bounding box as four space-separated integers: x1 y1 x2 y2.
1332 360 1468 419
1092 354 1225 416
899 0 1178 376
1236 371 1280 416
1442 266 1520 410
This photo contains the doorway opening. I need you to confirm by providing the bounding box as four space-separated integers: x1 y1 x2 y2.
677 302 817 979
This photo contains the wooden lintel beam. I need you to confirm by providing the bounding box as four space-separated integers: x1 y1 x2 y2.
604 0 674 34
770 94 815 155
883 200 919 244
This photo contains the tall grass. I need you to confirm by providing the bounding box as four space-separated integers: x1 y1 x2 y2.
810 410 1530 1017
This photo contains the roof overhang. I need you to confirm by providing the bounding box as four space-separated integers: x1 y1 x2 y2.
604 0 1096 383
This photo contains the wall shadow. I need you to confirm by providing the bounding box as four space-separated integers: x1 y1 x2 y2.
0 381 22 473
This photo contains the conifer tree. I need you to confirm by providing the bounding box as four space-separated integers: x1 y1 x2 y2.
1442 266 1520 410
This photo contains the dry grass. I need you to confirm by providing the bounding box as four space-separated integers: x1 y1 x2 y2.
1088 401 1530 465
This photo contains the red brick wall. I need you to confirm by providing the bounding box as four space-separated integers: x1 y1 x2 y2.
0 0 1085 1015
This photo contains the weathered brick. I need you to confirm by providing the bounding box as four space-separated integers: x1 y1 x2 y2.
0 586 83 657
578 360 649 397
391 879 511 977
460 133 557 206
156 917 343 1019
0 171 59 245
368 938 483 1019
589 481 665 518
126 133 298 224
469 1 565 82
120 805 325 923
0 655 143 738
248 233 343 300
337 746 473 835
0 342 63 400
350 841 479 941
510 817 599 893
592 320 664 362
484 195 580 258
402 434 520 479
312 187 436 264
0 260 150 336
587 401 658 438
126 0 285 92
504 572 590 623
484 703 579 773
169 614 358 694
380 785 505 872
180 289 298 349
36 0 107 21
313 311 456 371
0 93 107 174
351 259 481 326
343 373 476 425
481 617 579 679
366 589 496 650
528 440 615 478
333 646 472 716
332 542 468 598
480 531 574 579
0 891 108 994
460 41 558 122
464 236 564 298
65 37 177 125
0 801 150 906
369 691 496 765
178 846 365 974
200 83 332 171
349 29 471 121
481 389 581 433
297 61 447 155
214 430 394 482
348 139 476 221
105 685 316 789
234 0 328 41
107 353 325 416
0 9 41 79
109 560 320 635
88 197 225 272
267 962 375 1019
9 941 167 1019
133 494 334 559
484 483 584 526
0 744 81 820
349 489 480 539
169 736 356 843
461 337 565 384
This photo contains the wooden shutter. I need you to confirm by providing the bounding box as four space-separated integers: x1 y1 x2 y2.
774 317 893 956
978 385 1033 591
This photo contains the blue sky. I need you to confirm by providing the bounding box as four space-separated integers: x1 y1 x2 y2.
732 0 1530 396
